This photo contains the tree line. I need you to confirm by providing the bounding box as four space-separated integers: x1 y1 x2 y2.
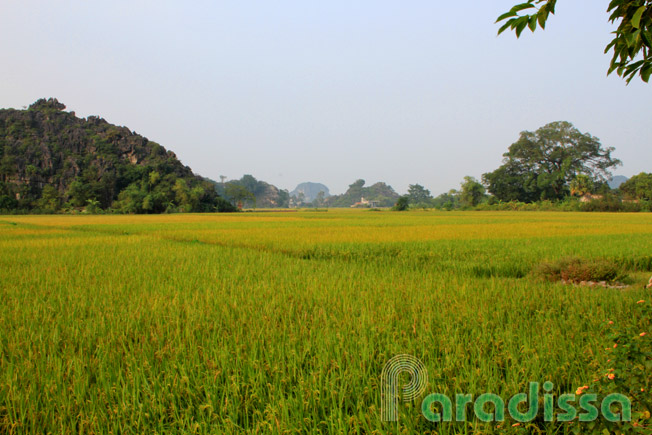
2 101 648 214
394 121 651 212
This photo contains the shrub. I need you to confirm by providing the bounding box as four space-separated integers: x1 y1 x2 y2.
534 257 624 283
580 196 643 212
392 196 409 211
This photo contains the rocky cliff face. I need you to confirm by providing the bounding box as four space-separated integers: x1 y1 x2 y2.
255 181 283 207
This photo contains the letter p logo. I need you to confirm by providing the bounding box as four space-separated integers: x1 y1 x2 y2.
381 354 429 422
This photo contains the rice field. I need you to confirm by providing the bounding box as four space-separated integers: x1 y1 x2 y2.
0 210 650 434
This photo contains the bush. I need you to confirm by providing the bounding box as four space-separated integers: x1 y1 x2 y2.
392 196 409 211
534 257 624 283
580 196 643 212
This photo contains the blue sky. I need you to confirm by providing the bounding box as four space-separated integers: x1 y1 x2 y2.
1 1 649 195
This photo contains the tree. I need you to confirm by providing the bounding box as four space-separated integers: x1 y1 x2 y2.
29 98 66 112
67 179 90 208
148 171 161 189
294 191 305 207
239 174 260 196
483 121 621 202
482 161 541 203
277 189 290 208
460 176 486 207
173 179 191 209
85 199 102 214
347 179 366 200
393 196 410 211
114 183 145 213
37 185 61 212
407 184 432 205
224 183 255 209
313 190 326 208
620 172 652 200
0 153 17 181
432 190 460 210
497 0 652 83
569 174 594 197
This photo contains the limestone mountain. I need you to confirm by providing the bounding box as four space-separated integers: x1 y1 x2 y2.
206 174 290 208
326 179 399 207
0 98 235 213
290 182 330 203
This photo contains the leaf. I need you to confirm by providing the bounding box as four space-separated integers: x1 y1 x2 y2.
510 3 536 13
497 20 514 35
608 8 622 23
607 61 618 76
538 11 548 29
516 18 529 37
528 15 538 31
640 31 652 49
607 0 621 13
625 30 638 48
631 5 646 29
640 63 652 83
496 11 518 23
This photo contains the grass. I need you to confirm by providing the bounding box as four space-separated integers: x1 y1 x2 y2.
0 211 651 434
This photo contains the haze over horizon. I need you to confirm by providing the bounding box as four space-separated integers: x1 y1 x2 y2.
1 1 649 196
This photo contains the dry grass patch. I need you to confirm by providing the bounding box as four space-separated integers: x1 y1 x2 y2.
534 257 627 285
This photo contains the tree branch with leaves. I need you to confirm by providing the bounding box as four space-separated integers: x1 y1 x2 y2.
497 0 652 83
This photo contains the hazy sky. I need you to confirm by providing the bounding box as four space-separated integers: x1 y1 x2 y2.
1 1 649 195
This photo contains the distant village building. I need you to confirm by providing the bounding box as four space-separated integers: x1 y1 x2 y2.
351 197 379 208
580 193 638 204
579 194 603 203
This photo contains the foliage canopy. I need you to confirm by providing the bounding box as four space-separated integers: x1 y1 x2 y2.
483 121 621 202
0 98 235 213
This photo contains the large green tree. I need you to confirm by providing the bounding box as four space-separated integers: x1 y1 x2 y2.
497 0 652 83
224 183 255 208
460 176 487 207
482 161 542 203
620 172 652 199
483 121 621 202
407 184 432 205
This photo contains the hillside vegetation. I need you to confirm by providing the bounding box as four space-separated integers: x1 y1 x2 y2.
326 179 399 207
0 98 234 213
